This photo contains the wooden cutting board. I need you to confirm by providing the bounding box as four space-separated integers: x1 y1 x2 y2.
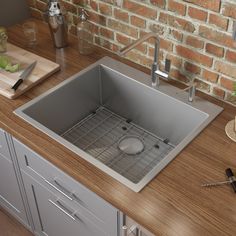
0 43 60 99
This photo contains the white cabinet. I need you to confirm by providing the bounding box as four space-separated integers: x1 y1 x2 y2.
13 137 119 236
0 129 154 236
0 129 29 228
22 171 109 236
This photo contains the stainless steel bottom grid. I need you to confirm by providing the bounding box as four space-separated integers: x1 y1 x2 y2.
61 107 174 183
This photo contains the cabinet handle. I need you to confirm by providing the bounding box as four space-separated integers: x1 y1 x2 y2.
44 179 73 201
53 178 84 205
122 214 128 236
53 178 72 196
122 225 128 236
74 213 84 223
49 199 75 221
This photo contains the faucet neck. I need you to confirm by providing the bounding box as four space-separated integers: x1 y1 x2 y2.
119 32 159 56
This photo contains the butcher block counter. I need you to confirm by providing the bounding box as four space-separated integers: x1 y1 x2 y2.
1 20 236 236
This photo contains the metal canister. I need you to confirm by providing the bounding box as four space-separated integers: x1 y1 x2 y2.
46 0 68 48
0 27 8 53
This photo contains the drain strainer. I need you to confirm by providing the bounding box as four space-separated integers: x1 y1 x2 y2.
118 135 144 155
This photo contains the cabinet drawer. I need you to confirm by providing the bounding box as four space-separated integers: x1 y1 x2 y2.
13 138 118 236
22 171 111 236
0 129 11 161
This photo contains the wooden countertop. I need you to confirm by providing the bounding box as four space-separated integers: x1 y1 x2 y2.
1 20 236 236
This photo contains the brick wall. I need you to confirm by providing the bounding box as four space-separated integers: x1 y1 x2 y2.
27 0 236 105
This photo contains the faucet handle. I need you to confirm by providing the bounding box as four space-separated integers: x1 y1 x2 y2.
165 59 171 73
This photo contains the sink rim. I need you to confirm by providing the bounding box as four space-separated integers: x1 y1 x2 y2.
14 56 223 192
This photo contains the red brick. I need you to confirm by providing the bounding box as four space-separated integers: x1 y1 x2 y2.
123 0 157 19
170 69 189 83
35 1 47 11
213 87 225 99
184 62 201 74
202 69 218 83
170 30 183 42
150 0 166 8
125 50 144 64
99 2 112 16
140 57 153 68
222 3 236 19
166 54 182 68
100 27 114 40
135 44 147 54
63 1 77 14
108 19 138 38
168 0 186 16
72 0 87 5
160 39 173 52
186 36 204 49
205 43 224 57
29 9 43 20
159 13 195 32
116 34 130 46
95 36 119 52
226 50 236 63
209 14 228 30
131 16 146 28
176 45 213 67
188 7 207 22
148 24 165 35
195 79 210 92
199 26 236 49
89 11 106 26
114 9 129 23
148 48 164 61
215 61 236 79
90 0 98 11
183 0 221 12
220 77 235 90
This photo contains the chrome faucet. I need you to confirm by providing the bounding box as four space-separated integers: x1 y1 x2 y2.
182 81 196 102
119 32 171 87
119 32 196 102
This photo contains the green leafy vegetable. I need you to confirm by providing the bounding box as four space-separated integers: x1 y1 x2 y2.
5 63 20 73
0 55 10 68
0 55 20 73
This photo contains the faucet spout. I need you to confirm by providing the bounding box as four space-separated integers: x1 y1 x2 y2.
119 33 171 87
119 32 159 57
119 33 165 87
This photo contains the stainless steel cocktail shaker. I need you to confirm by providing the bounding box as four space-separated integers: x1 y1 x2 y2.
46 0 68 48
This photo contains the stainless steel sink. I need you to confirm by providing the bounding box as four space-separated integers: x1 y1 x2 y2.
15 57 223 192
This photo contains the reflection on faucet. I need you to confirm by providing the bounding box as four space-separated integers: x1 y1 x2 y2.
182 81 196 102
119 32 171 87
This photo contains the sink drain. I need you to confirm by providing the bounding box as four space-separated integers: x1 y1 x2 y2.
118 135 144 155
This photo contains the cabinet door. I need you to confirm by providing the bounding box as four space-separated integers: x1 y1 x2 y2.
0 154 28 226
22 171 109 236
0 129 11 161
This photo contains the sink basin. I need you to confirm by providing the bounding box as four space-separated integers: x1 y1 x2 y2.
15 57 223 192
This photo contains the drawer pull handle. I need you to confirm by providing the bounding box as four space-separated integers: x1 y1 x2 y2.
49 199 75 221
74 213 84 223
71 193 84 205
44 179 73 201
54 178 72 195
53 178 84 205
